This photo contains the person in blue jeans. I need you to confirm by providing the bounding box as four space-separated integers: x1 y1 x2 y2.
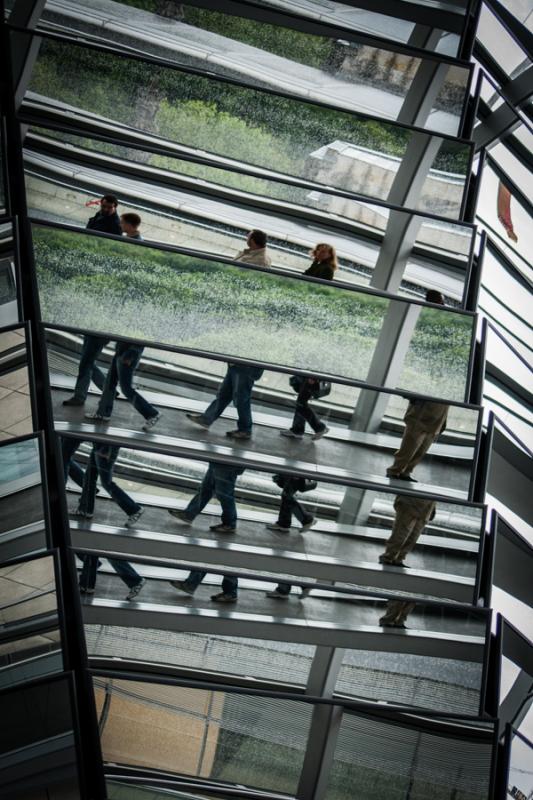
85 341 160 432
186 363 263 440
61 438 145 601
63 195 122 408
62 335 110 407
168 462 244 602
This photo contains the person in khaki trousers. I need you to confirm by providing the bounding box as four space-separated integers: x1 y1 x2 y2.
379 599 416 628
386 399 449 482
379 494 436 566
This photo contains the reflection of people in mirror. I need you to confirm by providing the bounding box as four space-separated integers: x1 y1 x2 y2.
120 212 143 240
186 362 264 440
386 399 449 483
379 494 436 567
234 229 272 267
280 375 330 440
266 474 317 533
304 242 338 281
379 599 416 629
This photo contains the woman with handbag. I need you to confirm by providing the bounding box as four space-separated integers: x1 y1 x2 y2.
281 375 330 440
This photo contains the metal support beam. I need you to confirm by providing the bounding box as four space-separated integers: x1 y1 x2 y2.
7 0 47 112
297 647 344 800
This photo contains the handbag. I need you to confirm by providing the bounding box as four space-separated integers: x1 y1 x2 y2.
289 375 331 399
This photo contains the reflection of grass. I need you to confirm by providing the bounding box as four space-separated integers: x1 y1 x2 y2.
34 226 471 400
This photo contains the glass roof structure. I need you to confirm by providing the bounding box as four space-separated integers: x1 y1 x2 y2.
0 1 531 798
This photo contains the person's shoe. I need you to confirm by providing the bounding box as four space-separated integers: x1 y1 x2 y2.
300 586 312 598
386 468 401 478
170 579 196 595
211 592 237 603
63 396 84 407
85 410 111 422
125 578 145 601
266 523 290 532
266 588 289 598
225 430 251 440
311 426 329 441
379 617 406 628
168 509 193 525
209 523 236 534
142 412 161 432
280 430 303 439
125 507 144 528
79 585 95 594
186 412 210 429
379 554 395 565
300 517 316 531
70 507 93 519
398 473 417 482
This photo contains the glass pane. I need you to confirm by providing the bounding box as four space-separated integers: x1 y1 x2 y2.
0 554 57 628
25 127 475 304
26 37 473 218
508 731 533 800
0 633 62 690
39 1 471 136
85 625 314 686
95 678 312 794
336 647 483 715
0 436 47 562
477 5 531 79
0 223 18 328
49 336 481 505
34 227 476 402
0 676 81 800
254 0 463 57
0 327 33 440
325 710 493 800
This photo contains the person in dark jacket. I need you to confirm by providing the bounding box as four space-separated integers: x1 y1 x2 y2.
63 194 122 408
86 194 122 235
304 243 338 281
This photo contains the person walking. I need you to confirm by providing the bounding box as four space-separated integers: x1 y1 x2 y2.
65 439 145 601
186 362 263 441
266 474 316 533
304 243 338 281
385 399 449 482
62 194 122 408
379 599 415 628
85 340 161 432
280 376 330 440
378 494 436 567
234 230 271 267
168 462 244 534
168 462 244 603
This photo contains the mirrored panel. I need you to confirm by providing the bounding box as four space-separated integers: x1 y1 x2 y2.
26 36 473 218
38 1 472 136
0 326 33 441
25 127 476 305
0 675 81 800
49 332 481 503
35 228 477 403
0 553 57 632
86 624 314 688
0 436 47 563
499 621 533 728
0 222 18 328
325 709 494 800
253 0 467 58
506 729 533 800
93 676 312 794
61 432 483 602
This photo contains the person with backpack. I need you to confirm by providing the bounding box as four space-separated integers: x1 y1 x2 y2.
266 473 317 533
280 375 330 440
